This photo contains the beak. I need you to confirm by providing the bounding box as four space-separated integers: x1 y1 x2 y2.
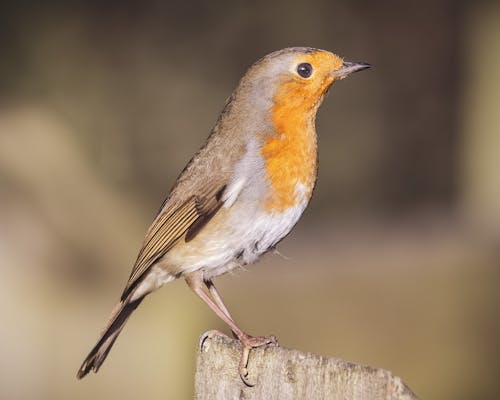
335 61 372 80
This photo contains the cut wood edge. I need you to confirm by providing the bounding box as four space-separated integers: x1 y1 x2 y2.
195 331 418 400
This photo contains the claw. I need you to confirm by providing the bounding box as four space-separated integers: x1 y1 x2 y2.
240 366 255 387
239 345 254 386
237 334 278 387
198 330 231 351
268 335 279 346
199 330 279 387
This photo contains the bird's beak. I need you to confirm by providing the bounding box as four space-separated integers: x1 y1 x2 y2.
334 61 372 80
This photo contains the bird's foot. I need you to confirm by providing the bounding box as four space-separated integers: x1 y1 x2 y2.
198 329 232 351
237 333 278 387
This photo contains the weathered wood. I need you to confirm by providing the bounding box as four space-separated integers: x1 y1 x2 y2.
195 332 417 400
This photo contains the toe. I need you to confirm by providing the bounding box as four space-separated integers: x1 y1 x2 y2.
198 329 231 351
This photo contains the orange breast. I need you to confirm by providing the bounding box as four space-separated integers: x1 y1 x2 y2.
260 79 320 212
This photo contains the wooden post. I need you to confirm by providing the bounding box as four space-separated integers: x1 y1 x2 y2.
195 333 417 399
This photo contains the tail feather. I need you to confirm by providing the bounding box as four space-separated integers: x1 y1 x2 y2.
77 297 144 379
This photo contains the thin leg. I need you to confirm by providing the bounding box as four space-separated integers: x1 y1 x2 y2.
185 271 277 386
186 272 245 337
205 279 234 322
205 278 238 339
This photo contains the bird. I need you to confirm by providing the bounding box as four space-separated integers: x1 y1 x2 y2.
77 47 370 385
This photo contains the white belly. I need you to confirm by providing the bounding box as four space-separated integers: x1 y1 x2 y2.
161 195 309 280
131 197 308 301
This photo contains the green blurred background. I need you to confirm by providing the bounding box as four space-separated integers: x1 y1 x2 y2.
1 1 500 399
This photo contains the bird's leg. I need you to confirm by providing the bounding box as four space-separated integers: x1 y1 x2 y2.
204 278 234 321
185 271 243 336
204 278 238 338
198 279 237 345
185 271 277 386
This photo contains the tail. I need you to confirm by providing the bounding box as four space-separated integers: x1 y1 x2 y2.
77 297 144 379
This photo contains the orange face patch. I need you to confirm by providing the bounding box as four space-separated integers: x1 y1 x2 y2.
260 51 343 212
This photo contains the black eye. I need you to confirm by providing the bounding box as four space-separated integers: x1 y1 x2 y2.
297 63 313 78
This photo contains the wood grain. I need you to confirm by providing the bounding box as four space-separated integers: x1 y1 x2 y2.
195 332 417 400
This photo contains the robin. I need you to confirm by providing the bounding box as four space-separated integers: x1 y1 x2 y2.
77 47 370 385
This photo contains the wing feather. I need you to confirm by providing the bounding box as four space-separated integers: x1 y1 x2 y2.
121 185 226 300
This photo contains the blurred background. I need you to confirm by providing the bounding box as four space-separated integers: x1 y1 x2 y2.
1 1 499 399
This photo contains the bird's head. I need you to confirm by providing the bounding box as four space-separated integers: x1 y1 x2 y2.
238 47 371 115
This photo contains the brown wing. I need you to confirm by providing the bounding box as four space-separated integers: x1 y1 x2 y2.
121 184 226 300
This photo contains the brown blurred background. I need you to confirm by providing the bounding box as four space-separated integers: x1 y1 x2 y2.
1 1 499 399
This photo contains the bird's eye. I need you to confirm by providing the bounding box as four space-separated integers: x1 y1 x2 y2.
297 63 313 78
